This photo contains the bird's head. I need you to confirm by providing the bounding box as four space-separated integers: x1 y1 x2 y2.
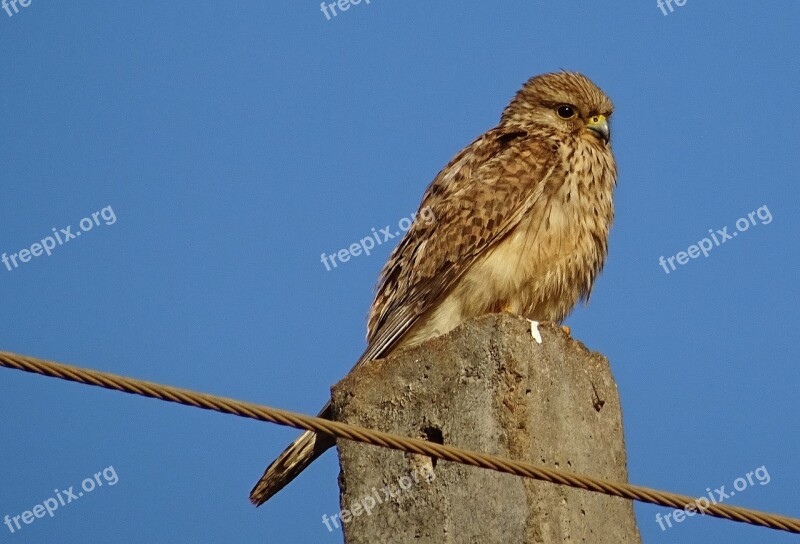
501 71 614 145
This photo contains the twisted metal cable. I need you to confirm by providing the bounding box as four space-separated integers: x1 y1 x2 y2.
1 350 798 534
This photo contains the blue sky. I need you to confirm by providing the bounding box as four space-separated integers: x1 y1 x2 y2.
1 1 798 543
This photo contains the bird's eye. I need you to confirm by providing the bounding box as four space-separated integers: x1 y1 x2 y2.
557 105 577 119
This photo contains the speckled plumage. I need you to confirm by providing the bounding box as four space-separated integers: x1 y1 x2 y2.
250 71 617 506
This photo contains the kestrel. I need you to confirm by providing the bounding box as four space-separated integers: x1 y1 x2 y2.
250 71 617 505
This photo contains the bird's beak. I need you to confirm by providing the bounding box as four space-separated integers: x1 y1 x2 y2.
586 115 610 143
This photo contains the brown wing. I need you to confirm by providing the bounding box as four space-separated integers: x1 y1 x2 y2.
353 126 560 369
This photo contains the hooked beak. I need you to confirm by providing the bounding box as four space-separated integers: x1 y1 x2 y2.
586 114 610 143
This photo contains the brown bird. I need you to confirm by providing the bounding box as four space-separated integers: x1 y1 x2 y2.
250 71 617 506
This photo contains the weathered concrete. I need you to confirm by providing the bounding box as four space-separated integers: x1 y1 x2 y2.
330 313 641 544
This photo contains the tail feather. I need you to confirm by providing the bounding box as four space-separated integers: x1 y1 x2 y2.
249 405 335 506
250 340 403 505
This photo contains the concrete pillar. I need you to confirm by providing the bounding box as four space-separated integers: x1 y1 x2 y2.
330 313 641 543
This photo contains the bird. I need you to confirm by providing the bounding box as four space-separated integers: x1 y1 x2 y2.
250 71 617 506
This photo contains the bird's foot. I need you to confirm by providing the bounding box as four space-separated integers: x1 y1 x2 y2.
527 319 543 344
561 325 571 337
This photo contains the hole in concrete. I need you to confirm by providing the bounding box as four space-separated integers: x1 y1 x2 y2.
421 426 444 467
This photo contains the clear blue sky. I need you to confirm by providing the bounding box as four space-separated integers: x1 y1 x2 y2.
1 2 797 543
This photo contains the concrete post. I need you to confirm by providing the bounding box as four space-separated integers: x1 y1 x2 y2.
330 313 641 543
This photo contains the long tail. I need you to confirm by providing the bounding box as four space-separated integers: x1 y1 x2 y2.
249 313 416 505
249 403 335 506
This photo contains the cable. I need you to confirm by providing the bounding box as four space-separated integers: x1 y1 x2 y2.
0 350 797 534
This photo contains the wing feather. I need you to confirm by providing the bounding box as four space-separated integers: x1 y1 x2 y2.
350 126 560 371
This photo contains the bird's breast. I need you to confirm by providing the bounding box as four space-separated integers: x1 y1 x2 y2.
457 140 616 323
399 139 616 347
